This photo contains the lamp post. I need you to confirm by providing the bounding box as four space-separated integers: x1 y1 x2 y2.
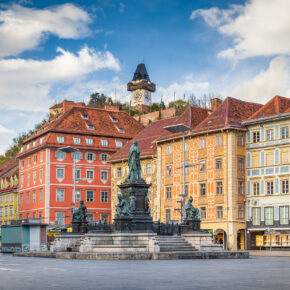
59 146 79 212
164 124 192 222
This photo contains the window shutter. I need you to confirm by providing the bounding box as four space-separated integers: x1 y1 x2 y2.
79 153 83 160
85 153 88 161
92 153 96 161
55 151 58 158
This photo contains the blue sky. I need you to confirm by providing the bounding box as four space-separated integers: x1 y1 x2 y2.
0 0 290 153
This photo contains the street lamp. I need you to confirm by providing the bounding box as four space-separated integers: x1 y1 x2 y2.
164 124 192 222
59 146 79 212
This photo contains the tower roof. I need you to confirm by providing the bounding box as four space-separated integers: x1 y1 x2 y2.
132 63 150 81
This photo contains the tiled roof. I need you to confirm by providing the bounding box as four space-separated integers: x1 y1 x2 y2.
193 97 262 133
247 95 290 121
0 157 18 178
18 104 144 158
110 117 178 162
156 105 210 142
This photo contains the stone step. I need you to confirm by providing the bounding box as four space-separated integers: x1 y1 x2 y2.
159 246 196 252
157 242 191 247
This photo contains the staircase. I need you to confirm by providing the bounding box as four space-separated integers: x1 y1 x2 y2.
154 235 197 253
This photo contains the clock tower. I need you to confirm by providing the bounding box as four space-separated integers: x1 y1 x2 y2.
127 63 156 108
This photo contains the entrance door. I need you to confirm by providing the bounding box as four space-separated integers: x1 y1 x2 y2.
29 227 40 251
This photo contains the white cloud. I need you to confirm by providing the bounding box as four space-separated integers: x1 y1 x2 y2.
0 46 120 112
0 124 15 133
157 75 211 104
230 56 290 103
0 4 92 57
190 0 290 60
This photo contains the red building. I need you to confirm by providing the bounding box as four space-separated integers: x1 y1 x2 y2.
17 101 143 226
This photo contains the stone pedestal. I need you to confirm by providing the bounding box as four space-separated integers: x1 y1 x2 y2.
116 180 153 232
72 222 88 233
114 217 132 232
179 219 201 234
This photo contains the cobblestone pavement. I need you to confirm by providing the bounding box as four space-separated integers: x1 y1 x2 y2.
0 254 290 290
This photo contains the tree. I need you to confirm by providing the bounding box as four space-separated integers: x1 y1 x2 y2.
88 92 107 108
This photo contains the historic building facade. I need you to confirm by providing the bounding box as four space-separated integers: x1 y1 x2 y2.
156 98 262 250
17 101 143 226
110 117 177 221
0 158 19 227
243 96 290 250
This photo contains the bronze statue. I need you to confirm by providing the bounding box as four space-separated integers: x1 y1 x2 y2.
129 193 136 212
116 194 131 217
185 196 200 220
72 200 88 223
126 140 141 181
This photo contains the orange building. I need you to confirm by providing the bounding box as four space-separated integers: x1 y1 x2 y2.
157 98 262 250
17 101 143 226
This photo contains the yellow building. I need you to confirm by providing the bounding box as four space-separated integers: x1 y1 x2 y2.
0 158 19 227
110 117 177 220
157 98 262 250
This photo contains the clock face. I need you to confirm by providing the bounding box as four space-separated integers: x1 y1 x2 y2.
144 91 151 101
134 90 142 101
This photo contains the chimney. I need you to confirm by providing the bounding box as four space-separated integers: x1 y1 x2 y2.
211 98 223 111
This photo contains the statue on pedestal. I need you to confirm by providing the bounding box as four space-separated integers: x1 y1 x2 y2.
126 141 142 181
185 196 200 220
72 200 88 223
116 194 131 217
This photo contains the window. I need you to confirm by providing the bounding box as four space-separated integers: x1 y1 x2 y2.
266 152 274 166
118 128 124 133
252 207 261 225
281 151 289 165
165 209 171 222
200 139 206 148
266 181 274 195
101 214 109 224
112 117 118 122
32 191 36 204
33 171 36 184
116 141 123 148
253 131 260 143
252 154 260 167
238 135 244 146
56 189 65 202
166 145 172 154
100 154 109 161
200 183 206 196
27 173 30 186
5 206 8 216
101 191 109 203
86 138 93 145
238 157 244 170
184 185 188 196
56 168 64 179
40 137 44 144
216 136 223 146
74 137 81 144
33 154 37 164
101 171 108 182
21 175 24 188
86 190 94 202
216 182 223 194
101 140 108 147
26 192 29 204
20 194 23 206
55 212 65 226
281 126 289 139
280 206 289 225
5 195 8 202
39 189 43 202
72 152 81 161
82 114 88 119
27 158 31 166
0 208 2 217
184 142 188 151
10 194 13 202
238 181 244 195
199 160 206 172
86 170 94 180
282 179 289 194
57 136 64 143
216 158 222 169
39 169 43 183
238 205 244 218
265 207 274 225
74 189 81 202
166 187 172 199
117 167 122 178
88 125 95 130
216 206 223 219
266 129 274 141
74 169 81 180
39 212 42 220
56 151 65 160
40 151 43 162
253 182 260 196
146 163 152 175
86 153 94 161
9 206 13 216
166 165 172 176
200 207 206 219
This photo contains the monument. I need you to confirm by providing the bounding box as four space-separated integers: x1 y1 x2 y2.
72 200 88 233
114 140 153 232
